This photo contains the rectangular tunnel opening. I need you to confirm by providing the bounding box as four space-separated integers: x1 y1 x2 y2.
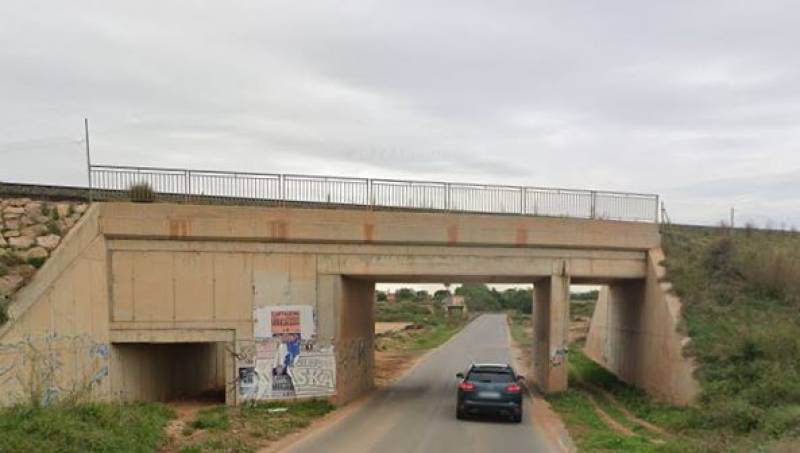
112 342 227 403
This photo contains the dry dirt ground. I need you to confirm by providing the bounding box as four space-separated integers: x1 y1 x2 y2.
508 320 577 453
373 322 422 387
161 399 221 452
374 322 411 335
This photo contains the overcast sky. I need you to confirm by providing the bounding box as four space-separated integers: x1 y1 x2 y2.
1 1 798 227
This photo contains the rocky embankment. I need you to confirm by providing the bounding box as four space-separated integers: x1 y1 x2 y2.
0 198 87 303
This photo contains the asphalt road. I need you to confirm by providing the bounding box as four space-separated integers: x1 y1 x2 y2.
284 314 560 453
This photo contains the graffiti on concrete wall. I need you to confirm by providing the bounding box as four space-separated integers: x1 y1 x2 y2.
0 334 109 405
238 305 335 400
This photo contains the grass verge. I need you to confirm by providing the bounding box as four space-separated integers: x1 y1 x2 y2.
375 317 470 352
174 399 335 453
0 401 174 453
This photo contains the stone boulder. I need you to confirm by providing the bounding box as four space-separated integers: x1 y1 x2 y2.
0 274 24 296
8 198 31 207
56 203 71 219
3 230 20 238
4 219 20 231
0 235 6 247
14 264 36 279
20 225 46 238
36 234 61 250
8 236 34 249
24 202 42 217
3 206 25 215
25 247 48 260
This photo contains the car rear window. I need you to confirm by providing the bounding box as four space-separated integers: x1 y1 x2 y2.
467 371 514 383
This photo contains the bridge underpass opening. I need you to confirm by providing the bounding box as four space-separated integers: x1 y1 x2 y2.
344 276 575 397
111 342 227 403
345 277 647 400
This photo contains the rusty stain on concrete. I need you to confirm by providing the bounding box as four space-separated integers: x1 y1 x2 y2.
168 218 189 239
271 221 287 240
516 227 528 245
363 223 375 243
447 224 458 244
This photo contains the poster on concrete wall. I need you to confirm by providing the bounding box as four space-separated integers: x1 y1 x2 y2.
241 305 335 401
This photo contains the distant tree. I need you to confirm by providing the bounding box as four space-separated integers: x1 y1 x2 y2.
395 288 416 301
414 290 430 302
456 283 502 312
500 288 533 314
433 289 451 303
376 290 388 302
571 290 599 301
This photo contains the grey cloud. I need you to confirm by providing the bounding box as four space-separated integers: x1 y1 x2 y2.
0 0 798 226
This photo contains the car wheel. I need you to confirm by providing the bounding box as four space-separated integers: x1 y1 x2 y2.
456 408 465 420
511 413 522 423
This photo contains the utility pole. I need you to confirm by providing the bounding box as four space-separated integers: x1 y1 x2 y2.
730 207 735 229
85 118 92 202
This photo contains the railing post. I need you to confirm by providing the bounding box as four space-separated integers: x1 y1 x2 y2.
590 191 597 219
520 187 525 214
367 178 372 208
185 170 191 202
655 195 661 223
279 174 285 205
445 183 451 211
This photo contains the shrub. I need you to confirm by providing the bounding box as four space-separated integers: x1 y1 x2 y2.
764 405 800 437
129 182 156 203
0 251 24 267
191 406 230 431
0 299 8 326
663 226 800 436
27 257 46 269
45 220 61 236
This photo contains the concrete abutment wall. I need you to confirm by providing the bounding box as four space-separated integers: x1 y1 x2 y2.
584 249 699 405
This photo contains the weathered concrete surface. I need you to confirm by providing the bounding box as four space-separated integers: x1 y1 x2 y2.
0 201 696 406
533 271 571 393
584 249 699 405
0 205 110 406
97 202 660 250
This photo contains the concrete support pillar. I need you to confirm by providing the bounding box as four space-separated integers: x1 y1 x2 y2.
533 270 570 393
318 275 375 404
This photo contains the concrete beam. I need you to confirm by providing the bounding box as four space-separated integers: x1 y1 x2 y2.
98 202 660 251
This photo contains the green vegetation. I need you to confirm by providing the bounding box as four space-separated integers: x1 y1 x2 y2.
0 402 174 453
178 399 335 453
27 256 46 269
662 225 800 444
374 288 470 352
375 299 440 324
0 298 8 326
45 219 61 235
129 182 156 203
509 225 800 451
455 283 533 313
190 406 230 431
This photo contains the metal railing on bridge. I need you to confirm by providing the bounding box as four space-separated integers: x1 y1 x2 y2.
89 164 660 222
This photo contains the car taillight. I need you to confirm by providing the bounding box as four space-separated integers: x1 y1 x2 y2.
459 382 475 391
505 383 521 393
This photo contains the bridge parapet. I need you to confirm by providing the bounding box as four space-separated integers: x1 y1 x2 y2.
89 165 660 223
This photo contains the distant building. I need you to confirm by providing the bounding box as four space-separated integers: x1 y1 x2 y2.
446 295 466 317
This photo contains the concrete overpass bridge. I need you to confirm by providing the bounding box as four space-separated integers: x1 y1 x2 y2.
0 169 695 407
